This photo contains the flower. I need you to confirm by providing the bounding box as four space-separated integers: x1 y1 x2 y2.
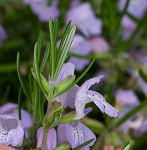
115 89 139 107
69 34 93 71
134 117 147 137
37 127 56 150
115 89 143 133
90 36 109 53
74 76 118 120
0 25 7 47
23 0 59 22
118 105 143 133
119 0 147 18
57 121 96 149
121 15 137 40
51 63 78 109
118 0 147 39
0 103 33 138
0 115 24 147
66 3 102 37
51 64 118 119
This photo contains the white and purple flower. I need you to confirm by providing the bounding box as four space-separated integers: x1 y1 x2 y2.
58 122 96 149
0 103 33 138
0 114 24 147
51 63 118 120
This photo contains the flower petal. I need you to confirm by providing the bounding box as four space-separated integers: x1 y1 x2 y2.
46 128 57 150
66 122 96 149
79 76 103 94
0 115 24 147
57 124 67 145
37 127 57 150
66 3 102 37
87 91 118 117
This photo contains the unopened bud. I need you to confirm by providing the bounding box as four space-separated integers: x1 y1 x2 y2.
54 75 76 95
40 74 49 93
54 142 70 150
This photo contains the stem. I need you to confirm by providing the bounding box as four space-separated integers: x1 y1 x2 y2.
41 82 54 150
41 128 47 150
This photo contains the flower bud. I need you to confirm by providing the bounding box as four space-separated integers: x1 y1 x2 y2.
54 75 76 96
40 74 50 93
54 142 70 150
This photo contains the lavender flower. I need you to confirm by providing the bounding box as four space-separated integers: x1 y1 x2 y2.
0 103 33 137
119 0 147 18
115 89 142 133
23 0 59 22
118 0 147 39
57 122 96 149
37 127 56 150
69 34 93 71
134 117 147 137
0 25 7 47
121 15 137 40
50 63 118 119
0 115 24 147
115 89 139 107
74 76 118 120
118 105 143 133
66 3 102 37
90 36 109 53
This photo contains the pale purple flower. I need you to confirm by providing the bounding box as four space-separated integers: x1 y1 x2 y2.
37 127 56 150
115 89 143 133
115 89 139 107
0 114 24 147
0 25 7 47
0 103 33 137
66 3 102 37
118 105 143 133
118 0 147 39
51 64 118 120
134 117 147 137
119 0 147 18
23 0 59 22
74 76 118 120
90 36 109 53
52 63 78 109
57 122 96 149
69 34 93 71
121 15 137 40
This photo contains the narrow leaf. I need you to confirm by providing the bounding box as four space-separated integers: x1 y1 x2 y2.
54 19 58 43
40 46 50 72
72 139 95 150
122 141 131 150
49 17 56 80
139 69 147 82
34 43 47 95
54 25 76 81
57 21 71 61
36 34 43 65
16 52 29 98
